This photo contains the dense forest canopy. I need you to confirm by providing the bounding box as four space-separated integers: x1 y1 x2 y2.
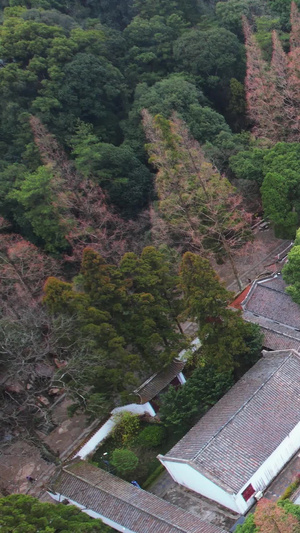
1 0 300 475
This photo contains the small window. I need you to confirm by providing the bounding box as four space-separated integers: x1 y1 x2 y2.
242 484 255 501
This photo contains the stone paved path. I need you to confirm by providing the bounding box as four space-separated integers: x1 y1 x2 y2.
148 470 237 531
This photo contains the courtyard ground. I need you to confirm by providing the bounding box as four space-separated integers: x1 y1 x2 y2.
148 469 237 530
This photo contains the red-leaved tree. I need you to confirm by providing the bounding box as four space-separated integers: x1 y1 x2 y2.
244 4 300 142
0 219 60 317
243 18 284 142
255 499 298 533
29 116 140 264
143 110 252 290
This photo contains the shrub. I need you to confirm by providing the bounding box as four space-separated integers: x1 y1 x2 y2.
111 449 139 476
279 475 300 501
137 425 166 448
112 412 141 446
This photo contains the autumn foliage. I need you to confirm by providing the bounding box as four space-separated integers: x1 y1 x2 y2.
29 116 136 264
255 499 298 533
244 2 300 142
0 218 60 317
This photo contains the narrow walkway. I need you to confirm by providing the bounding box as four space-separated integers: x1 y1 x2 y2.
148 470 237 531
264 452 300 501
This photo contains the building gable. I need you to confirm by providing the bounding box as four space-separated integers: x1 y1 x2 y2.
163 351 300 493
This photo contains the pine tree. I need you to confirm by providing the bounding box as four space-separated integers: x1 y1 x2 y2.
120 246 184 334
143 110 252 290
179 252 231 325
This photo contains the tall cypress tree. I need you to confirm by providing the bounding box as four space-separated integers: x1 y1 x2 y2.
243 18 283 142
180 252 262 373
143 110 252 290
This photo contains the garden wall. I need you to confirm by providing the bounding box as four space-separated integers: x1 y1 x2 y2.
75 402 156 459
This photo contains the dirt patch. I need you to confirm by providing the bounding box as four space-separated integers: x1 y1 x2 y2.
43 398 88 456
0 397 89 498
0 440 53 497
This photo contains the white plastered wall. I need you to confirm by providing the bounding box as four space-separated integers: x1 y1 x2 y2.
159 459 239 513
76 402 155 459
177 372 186 385
236 419 300 513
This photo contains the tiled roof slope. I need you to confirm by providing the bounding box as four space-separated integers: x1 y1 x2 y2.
241 274 300 351
165 351 300 492
243 311 300 352
244 275 300 328
52 460 226 533
134 359 185 404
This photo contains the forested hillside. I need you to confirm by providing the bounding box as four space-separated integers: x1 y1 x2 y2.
0 0 298 458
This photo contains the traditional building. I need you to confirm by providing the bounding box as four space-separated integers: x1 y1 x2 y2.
158 350 300 514
236 273 300 351
134 359 186 413
49 459 226 533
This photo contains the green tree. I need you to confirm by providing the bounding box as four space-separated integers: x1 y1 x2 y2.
112 411 141 446
124 14 186 87
43 273 139 411
227 78 247 130
261 142 300 238
97 0 134 30
282 230 300 304
160 364 233 434
235 513 256 533
0 494 111 532
203 131 250 173
77 247 186 370
39 52 125 143
8 166 68 253
180 253 231 324
216 0 264 38
124 75 232 159
180 252 262 372
119 246 184 334
133 0 200 23
71 125 152 217
173 27 245 107
44 246 187 407
111 448 139 477
230 142 300 238
229 147 266 185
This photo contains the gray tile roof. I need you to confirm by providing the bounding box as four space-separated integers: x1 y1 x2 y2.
243 311 300 352
242 274 300 351
164 351 300 493
51 460 226 533
134 359 185 404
